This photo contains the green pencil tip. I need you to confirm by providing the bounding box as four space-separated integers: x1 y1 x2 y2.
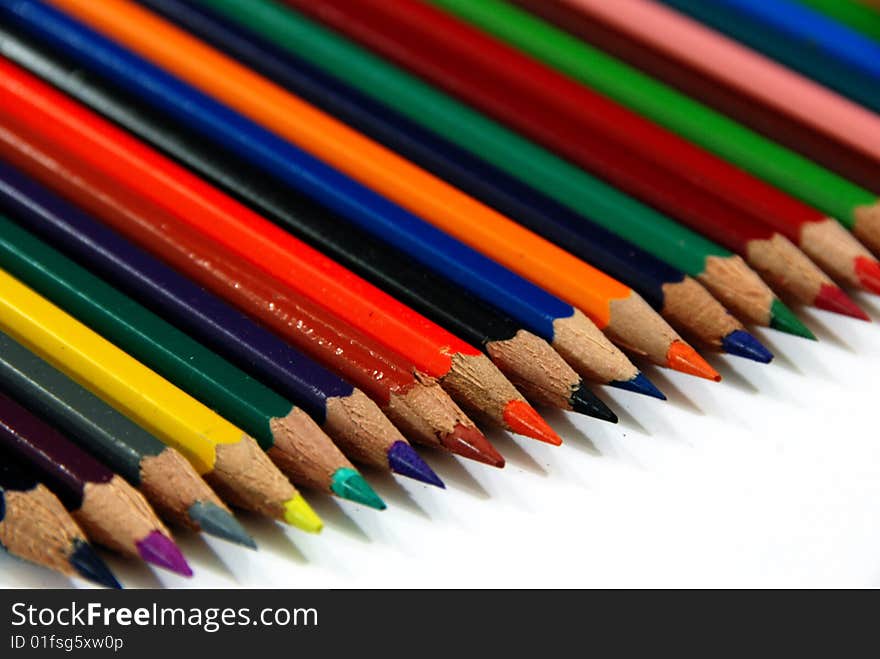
188 501 256 549
770 299 816 340
330 468 387 510
282 494 324 533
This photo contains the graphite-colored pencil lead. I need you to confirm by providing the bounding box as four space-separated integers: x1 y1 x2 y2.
769 300 816 340
608 373 666 400
666 342 721 382
187 501 256 549
283 494 324 532
570 383 618 423
331 469 387 510
721 330 774 364
69 539 122 589
387 441 445 488
814 284 870 321
136 530 192 577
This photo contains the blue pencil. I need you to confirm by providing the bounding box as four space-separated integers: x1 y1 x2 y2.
0 0 661 394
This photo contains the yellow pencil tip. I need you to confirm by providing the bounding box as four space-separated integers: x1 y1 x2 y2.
283 494 323 533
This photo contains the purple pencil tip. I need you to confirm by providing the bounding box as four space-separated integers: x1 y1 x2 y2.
388 441 445 488
136 531 193 577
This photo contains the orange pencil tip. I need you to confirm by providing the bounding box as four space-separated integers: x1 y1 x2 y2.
855 256 880 296
666 340 721 382
502 400 562 445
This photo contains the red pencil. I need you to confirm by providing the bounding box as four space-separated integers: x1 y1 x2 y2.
285 0 880 295
0 58 559 445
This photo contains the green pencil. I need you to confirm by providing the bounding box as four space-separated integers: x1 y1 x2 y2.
196 0 810 337
796 0 880 43
0 213 385 510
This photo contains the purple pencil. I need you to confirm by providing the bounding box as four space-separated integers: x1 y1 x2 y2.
0 389 192 576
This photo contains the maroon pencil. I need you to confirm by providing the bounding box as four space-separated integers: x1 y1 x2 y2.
0 389 192 575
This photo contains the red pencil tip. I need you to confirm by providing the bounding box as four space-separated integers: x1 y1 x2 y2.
441 423 505 467
855 256 880 295
666 340 721 382
502 400 562 445
815 283 870 321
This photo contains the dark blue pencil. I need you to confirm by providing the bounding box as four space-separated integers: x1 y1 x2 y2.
135 0 769 364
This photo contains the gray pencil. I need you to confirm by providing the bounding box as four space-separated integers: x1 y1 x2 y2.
0 330 255 548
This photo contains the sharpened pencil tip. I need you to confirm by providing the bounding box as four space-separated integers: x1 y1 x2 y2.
188 501 256 549
70 539 122 589
570 381 617 423
388 441 444 488
666 340 721 381
609 373 666 400
770 299 816 340
855 256 880 295
331 468 386 510
136 531 192 577
282 494 324 532
814 284 870 321
441 423 505 467
721 330 774 363
502 399 562 445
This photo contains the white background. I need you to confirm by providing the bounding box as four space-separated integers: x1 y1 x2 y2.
2 295 879 589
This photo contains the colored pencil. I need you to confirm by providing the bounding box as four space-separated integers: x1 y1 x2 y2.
0 212 387 510
0 58 560 445
0 267 322 533
0 330 255 547
0 162 440 492
31 0 719 383
0 390 191 575
797 0 880 42
17 50 614 421
0 456 121 588
657 0 880 115
137 0 770 362
0 124 503 470
527 0 880 208
488 0 880 276
278 0 880 299
192 0 810 339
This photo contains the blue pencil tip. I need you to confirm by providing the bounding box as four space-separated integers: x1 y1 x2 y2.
70 539 122 589
609 373 666 400
721 329 774 364
388 441 445 488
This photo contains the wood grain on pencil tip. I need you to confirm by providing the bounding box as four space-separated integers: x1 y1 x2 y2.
0 458 122 588
0 390 191 575
0 328 255 548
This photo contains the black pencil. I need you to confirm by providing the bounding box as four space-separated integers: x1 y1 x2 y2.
0 330 255 547
0 455 121 588
0 389 192 576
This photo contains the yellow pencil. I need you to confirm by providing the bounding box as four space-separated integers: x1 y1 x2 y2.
0 268 322 532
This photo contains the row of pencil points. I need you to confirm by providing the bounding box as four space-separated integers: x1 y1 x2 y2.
1 0 879 587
